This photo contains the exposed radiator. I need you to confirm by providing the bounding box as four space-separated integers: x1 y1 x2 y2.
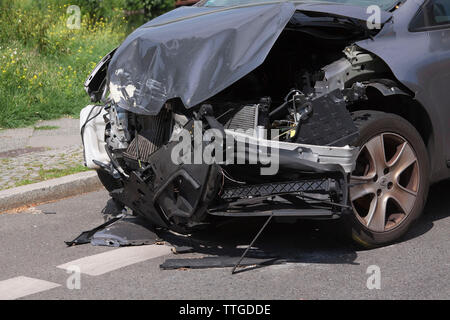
225 104 259 132
123 109 171 162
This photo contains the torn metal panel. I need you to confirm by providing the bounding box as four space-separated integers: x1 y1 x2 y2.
225 129 358 173
85 48 116 102
108 3 296 115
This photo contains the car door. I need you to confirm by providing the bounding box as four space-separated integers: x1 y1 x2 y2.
409 0 450 169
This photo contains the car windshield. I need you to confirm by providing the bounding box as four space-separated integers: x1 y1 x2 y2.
199 0 402 11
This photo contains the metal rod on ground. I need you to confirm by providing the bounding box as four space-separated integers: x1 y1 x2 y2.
231 213 274 274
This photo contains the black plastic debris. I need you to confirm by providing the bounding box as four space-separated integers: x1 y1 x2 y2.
65 215 159 247
91 216 160 247
65 217 122 246
160 256 281 270
171 245 196 255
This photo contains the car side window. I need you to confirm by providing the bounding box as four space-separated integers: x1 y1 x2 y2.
410 0 450 31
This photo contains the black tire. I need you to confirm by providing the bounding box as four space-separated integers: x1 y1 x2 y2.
347 110 430 248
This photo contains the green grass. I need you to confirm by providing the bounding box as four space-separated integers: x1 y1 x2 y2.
34 125 60 130
0 1 129 128
14 164 91 187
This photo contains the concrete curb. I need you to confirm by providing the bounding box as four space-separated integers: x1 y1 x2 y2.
0 171 103 212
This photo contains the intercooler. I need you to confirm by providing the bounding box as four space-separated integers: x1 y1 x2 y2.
123 109 172 162
225 104 259 132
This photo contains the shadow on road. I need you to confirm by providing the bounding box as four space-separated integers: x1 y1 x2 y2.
157 179 450 272
403 179 450 241
157 211 360 272
161 217 358 265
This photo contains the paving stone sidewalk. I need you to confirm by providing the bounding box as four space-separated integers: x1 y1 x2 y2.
0 118 88 191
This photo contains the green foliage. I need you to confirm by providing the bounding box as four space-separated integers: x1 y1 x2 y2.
0 0 176 129
0 1 127 128
33 125 60 130
14 164 91 187
125 0 175 19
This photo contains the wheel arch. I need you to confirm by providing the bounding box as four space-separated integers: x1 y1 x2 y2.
349 91 436 178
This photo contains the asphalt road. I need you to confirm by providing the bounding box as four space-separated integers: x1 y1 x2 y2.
0 180 449 300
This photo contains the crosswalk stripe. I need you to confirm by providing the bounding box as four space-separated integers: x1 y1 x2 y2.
57 245 172 276
0 276 60 300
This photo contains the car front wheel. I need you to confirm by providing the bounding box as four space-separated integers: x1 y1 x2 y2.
348 111 430 248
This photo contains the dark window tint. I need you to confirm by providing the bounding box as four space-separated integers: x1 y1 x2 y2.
411 0 450 31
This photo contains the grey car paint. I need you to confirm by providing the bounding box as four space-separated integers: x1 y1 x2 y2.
107 2 392 116
357 0 450 182
107 3 295 115
106 0 449 181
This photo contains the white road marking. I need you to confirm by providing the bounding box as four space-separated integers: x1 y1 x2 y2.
0 276 60 300
57 245 172 276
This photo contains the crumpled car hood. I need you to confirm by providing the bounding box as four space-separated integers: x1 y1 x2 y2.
107 2 392 115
